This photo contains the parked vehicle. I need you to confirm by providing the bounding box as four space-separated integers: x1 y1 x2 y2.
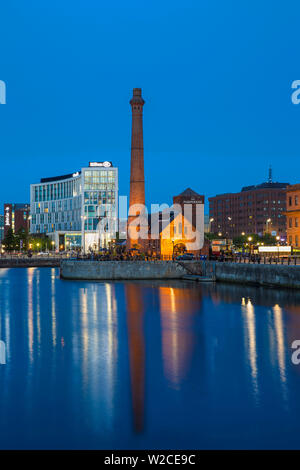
176 253 195 260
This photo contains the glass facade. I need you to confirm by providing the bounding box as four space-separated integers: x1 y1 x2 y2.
65 233 82 249
30 175 82 234
83 169 116 232
30 165 118 250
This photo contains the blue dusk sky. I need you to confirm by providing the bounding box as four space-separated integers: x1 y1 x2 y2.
1 0 300 212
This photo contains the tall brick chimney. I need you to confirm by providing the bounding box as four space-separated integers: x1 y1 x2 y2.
129 88 145 208
127 88 147 250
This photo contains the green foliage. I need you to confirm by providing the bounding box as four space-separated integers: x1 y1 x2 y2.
233 233 277 247
2 228 51 252
27 235 51 252
205 232 216 241
15 227 29 250
261 233 277 245
2 228 16 251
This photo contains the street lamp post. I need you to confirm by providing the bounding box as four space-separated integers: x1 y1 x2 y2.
81 215 87 254
248 236 252 258
226 216 232 237
97 213 106 251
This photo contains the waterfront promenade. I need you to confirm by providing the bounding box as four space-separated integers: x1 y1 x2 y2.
1 255 300 289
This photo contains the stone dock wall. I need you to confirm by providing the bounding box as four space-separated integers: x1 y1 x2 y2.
206 261 300 289
60 260 188 280
0 258 61 268
60 259 300 288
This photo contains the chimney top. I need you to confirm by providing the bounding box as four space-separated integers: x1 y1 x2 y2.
133 88 142 96
130 88 145 106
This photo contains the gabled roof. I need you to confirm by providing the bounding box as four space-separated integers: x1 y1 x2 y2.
176 188 201 198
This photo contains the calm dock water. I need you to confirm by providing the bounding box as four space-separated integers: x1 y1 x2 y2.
0 267 300 449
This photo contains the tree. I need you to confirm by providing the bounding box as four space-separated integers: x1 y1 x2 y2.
27 235 51 252
205 233 216 241
15 227 29 251
233 234 259 247
233 233 277 248
261 233 276 245
2 228 16 251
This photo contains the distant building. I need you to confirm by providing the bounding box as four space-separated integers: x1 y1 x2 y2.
204 214 210 233
3 203 30 238
286 184 300 247
30 162 118 251
209 173 289 238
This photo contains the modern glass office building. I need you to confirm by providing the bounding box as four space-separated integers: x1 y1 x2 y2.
30 162 118 251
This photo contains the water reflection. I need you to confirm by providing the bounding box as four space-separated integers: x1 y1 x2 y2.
104 283 118 424
27 268 34 362
35 269 41 351
51 268 57 347
76 282 119 433
242 298 259 402
203 283 295 410
159 286 201 389
0 270 299 449
125 284 145 433
0 269 11 362
272 304 288 407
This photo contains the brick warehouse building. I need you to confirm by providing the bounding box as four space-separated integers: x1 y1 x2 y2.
4 203 30 238
286 184 300 247
208 178 289 239
146 188 208 258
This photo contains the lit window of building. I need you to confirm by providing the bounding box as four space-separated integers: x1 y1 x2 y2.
286 184 300 250
209 174 289 238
